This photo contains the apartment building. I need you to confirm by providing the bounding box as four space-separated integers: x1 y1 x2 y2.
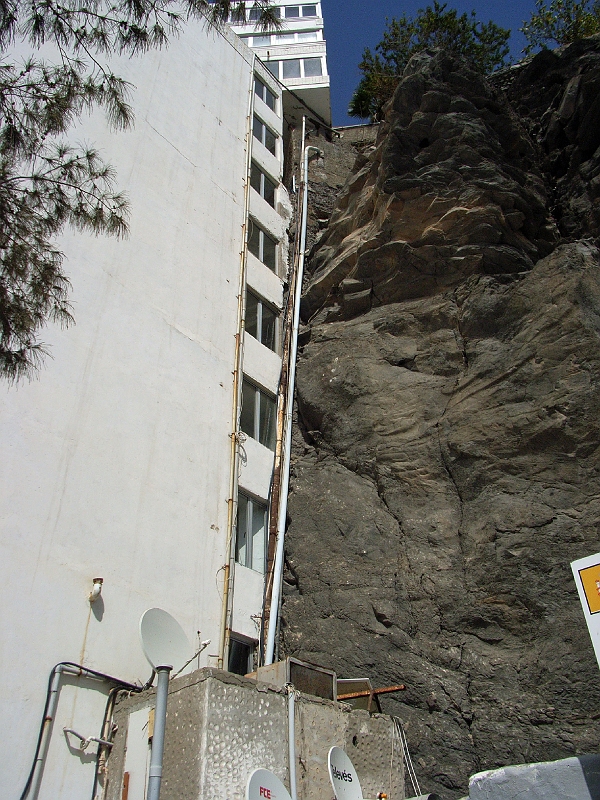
0 19 291 799
230 0 331 125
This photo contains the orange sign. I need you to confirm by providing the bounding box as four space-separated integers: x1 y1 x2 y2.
579 563 600 614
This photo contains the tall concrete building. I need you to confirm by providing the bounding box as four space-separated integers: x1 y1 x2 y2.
0 18 295 799
230 0 331 125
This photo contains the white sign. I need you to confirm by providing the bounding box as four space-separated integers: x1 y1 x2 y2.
247 769 292 800
328 747 363 800
571 552 600 669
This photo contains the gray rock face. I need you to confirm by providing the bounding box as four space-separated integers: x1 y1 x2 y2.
281 47 600 799
499 35 600 242
301 52 558 323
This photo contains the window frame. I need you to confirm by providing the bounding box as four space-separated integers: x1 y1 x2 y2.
254 76 276 112
246 289 279 353
265 57 324 81
240 377 277 450
247 218 277 272
282 4 318 17
235 491 268 574
228 632 257 675
252 115 277 156
250 161 277 208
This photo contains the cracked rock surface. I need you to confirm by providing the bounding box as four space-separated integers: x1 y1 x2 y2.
281 46 600 799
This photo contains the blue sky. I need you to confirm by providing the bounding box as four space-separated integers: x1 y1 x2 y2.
323 0 541 125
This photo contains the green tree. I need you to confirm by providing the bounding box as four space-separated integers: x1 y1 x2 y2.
0 0 279 381
521 0 600 53
348 2 511 121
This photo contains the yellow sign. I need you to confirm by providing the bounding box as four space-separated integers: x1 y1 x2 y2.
579 563 600 614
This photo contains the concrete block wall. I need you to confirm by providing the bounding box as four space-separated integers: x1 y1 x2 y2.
107 668 404 800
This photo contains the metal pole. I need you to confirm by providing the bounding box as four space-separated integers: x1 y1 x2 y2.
288 687 298 800
146 666 171 800
265 139 320 665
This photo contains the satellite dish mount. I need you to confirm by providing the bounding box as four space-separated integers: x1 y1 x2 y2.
139 608 192 800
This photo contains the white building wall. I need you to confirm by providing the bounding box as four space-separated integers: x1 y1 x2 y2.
0 21 286 800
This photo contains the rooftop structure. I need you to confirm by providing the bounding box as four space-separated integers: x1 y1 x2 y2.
229 0 331 126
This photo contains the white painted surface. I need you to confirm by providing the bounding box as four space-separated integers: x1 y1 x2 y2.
247 254 285 309
232 566 267 640
0 19 285 800
122 707 152 800
239 437 276 500
244 335 283 393
250 189 289 241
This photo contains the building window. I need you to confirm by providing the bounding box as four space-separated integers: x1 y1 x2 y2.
246 290 278 352
236 493 268 573
254 76 276 112
241 378 277 450
283 59 301 79
248 219 277 272
265 57 323 80
228 634 255 675
303 57 323 77
253 115 277 155
274 30 319 43
297 30 319 41
284 4 317 17
248 3 281 20
250 162 276 207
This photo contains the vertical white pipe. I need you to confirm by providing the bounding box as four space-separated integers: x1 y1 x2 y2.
288 688 298 800
265 119 320 665
146 667 171 800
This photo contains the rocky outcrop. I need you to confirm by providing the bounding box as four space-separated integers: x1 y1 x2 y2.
301 51 558 322
498 34 600 242
281 45 600 799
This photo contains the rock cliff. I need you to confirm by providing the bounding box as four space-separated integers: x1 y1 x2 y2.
281 40 600 798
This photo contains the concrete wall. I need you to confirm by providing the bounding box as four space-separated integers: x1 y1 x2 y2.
106 668 404 800
0 21 286 800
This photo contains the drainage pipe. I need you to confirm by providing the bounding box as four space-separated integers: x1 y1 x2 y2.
26 664 64 800
265 134 320 665
261 117 306 661
146 666 171 800
20 662 146 800
218 54 256 670
287 687 298 800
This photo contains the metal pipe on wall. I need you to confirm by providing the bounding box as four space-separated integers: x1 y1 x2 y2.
287 687 298 800
146 667 171 800
218 54 256 670
262 117 306 662
265 128 320 666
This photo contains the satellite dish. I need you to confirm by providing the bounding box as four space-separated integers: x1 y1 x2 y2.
328 747 363 800
247 769 292 800
139 608 192 671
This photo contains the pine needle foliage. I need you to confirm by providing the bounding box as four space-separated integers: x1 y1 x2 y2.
521 0 600 53
0 0 280 381
348 2 510 121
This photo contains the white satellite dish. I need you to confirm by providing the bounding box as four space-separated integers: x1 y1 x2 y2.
328 747 364 800
139 607 192 671
247 769 292 800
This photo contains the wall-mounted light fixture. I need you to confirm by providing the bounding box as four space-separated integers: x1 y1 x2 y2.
89 577 103 604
